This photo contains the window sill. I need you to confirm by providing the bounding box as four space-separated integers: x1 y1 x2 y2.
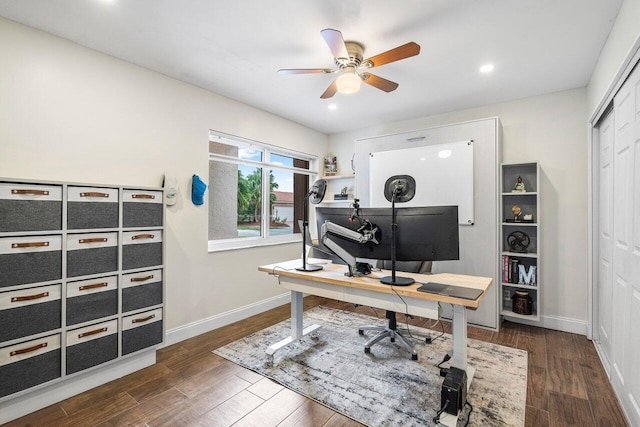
208 234 302 253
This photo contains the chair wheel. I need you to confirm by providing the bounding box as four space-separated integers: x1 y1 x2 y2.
364 347 370 354
359 330 364 335
411 354 418 361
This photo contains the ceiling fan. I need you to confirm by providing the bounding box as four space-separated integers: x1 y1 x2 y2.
278 28 420 99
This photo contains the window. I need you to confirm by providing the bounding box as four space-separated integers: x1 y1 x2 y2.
208 131 317 251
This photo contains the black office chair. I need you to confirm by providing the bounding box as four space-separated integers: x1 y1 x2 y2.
358 260 432 360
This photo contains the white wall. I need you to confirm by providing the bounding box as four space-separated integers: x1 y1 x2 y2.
329 88 588 333
587 0 640 117
0 18 329 335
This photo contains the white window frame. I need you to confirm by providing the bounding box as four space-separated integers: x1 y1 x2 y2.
208 131 318 252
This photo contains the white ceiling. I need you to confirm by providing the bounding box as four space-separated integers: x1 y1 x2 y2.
0 0 622 134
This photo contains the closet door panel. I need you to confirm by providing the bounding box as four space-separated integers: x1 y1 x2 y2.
611 83 632 392
611 62 640 425
624 71 640 427
598 111 614 364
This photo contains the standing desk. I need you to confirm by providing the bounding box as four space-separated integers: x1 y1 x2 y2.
258 260 492 372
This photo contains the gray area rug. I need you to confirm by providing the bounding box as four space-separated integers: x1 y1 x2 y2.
214 306 526 426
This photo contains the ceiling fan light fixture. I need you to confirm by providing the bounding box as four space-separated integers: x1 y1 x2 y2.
336 69 362 95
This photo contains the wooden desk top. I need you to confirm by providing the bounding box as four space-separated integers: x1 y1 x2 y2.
259 260 493 309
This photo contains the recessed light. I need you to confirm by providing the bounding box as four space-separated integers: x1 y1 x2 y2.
328 104 337 110
479 63 495 74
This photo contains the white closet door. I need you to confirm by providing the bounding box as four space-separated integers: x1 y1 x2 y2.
597 110 614 369
612 62 640 426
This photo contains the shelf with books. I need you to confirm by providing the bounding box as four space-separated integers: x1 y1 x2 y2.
499 162 540 322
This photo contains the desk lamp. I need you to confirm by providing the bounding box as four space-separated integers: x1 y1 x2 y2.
296 179 327 272
380 175 416 286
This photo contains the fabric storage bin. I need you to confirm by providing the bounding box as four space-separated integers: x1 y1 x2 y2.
123 189 163 228
66 319 118 375
67 186 119 230
66 276 118 326
67 232 118 278
0 235 62 288
0 284 61 343
122 269 163 313
0 334 61 398
0 182 62 232
122 230 162 271
122 308 163 355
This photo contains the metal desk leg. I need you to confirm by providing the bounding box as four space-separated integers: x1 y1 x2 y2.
438 304 476 427
265 290 321 357
451 304 468 370
452 305 475 393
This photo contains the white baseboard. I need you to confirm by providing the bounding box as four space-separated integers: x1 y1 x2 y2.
504 313 587 335
540 314 588 335
0 350 155 425
163 292 291 347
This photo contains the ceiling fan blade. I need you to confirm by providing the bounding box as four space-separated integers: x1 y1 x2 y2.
363 42 420 68
320 28 349 60
320 79 338 99
361 73 399 92
278 68 334 74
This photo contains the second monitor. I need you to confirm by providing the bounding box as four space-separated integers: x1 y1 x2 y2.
315 205 459 264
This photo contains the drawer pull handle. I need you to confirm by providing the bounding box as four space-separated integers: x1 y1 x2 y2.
79 282 108 291
132 314 155 324
79 238 108 244
80 192 109 198
132 194 155 199
11 292 50 302
132 234 154 240
11 189 50 196
131 275 154 282
11 241 50 248
78 327 108 339
10 342 48 356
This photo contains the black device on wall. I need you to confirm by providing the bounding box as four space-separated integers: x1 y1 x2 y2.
315 205 459 266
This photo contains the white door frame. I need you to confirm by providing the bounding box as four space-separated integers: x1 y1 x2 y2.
587 36 640 341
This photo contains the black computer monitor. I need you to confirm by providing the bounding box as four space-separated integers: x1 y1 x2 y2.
315 206 459 262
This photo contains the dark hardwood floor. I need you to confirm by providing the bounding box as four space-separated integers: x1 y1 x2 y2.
4 297 628 426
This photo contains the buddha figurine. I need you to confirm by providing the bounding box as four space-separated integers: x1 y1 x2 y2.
513 176 526 192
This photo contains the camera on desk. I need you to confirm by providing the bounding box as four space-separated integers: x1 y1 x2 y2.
441 367 467 415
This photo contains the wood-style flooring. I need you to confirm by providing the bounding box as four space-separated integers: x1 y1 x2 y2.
4 297 629 426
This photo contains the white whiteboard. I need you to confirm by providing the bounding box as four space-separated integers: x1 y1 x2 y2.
368 140 474 224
